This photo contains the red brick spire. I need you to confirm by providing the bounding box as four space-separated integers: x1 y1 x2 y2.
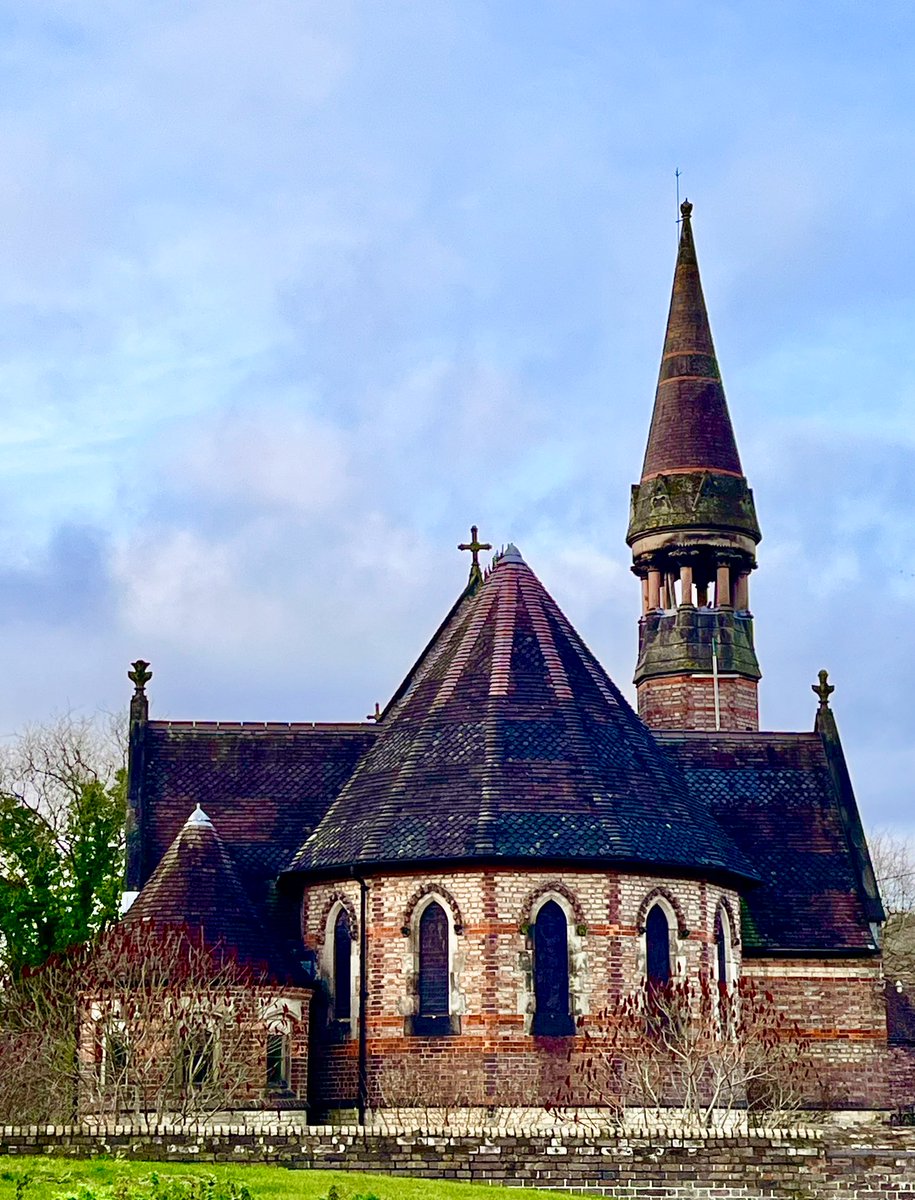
641 201 742 481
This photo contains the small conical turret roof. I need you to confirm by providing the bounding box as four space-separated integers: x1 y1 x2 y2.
288 551 755 883
641 201 742 481
124 806 301 982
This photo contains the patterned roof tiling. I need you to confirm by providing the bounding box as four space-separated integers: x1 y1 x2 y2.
289 554 756 881
124 808 304 984
656 731 879 954
138 722 377 892
641 203 743 481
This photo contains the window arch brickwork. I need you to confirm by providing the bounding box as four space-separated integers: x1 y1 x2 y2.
714 896 741 948
636 886 690 938
317 892 358 940
401 883 465 936
520 879 586 929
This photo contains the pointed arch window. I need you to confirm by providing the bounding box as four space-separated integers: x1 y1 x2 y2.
333 909 352 1023
532 900 574 1036
645 904 672 988
714 906 735 992
414 901 451 1036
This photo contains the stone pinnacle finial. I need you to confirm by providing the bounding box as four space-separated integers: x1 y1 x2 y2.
128 659 152 725
458 524 492 586
128 660 152 694
812 669 835 710
680 198 693 219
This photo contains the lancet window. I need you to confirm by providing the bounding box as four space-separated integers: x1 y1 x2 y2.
645 903 672 988
333 908 352 1023
532 899 574 1036
415 900 450 1035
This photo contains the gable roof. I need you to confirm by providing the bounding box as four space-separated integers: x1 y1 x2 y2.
288 548 756 883
656 730 883 954
133 721 377 894
123 805 304 983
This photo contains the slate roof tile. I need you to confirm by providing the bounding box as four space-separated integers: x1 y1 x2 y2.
124 807 305 984
137 722 376 895
289 551 755 882
656 731 879 953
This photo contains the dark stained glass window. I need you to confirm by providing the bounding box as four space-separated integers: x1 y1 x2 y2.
418 902 449 1017
266 1032 291 1091
646 904 672 987
715 910 729 988
532 900 574 1036
333 909 352 1021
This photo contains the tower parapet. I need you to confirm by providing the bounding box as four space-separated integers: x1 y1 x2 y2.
628 202 761 731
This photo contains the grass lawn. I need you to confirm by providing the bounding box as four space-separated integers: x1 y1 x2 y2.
0 1157 566 1199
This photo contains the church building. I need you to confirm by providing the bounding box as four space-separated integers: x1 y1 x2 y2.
121 203 909 1119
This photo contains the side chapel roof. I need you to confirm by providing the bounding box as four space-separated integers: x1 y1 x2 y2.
134 721 377 894
123 805 305 983
288 548 756 883
657 730 883 954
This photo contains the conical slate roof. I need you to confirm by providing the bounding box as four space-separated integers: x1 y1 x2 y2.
289 549 755 882
641 201 742 481
124 805 302 982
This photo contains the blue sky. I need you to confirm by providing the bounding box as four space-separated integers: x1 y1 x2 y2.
1 2 913 832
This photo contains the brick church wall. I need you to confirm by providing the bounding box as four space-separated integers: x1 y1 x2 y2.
741 958 891 1109
638 674 758 731
77 987 312 1116
301 868 743 1111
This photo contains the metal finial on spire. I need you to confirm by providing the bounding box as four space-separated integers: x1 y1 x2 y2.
458 525 492 584
812 669 835 710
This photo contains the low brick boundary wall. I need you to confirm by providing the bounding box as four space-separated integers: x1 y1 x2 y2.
1 1124 915 1198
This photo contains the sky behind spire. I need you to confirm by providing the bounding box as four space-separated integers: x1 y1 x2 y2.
0 2 913 833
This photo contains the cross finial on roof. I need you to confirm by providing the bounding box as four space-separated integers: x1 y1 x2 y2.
812 668 835 709
367 702 382 722
458 524 492 585
128 659 152 695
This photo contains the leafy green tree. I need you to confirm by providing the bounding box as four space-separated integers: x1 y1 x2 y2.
0 716 125 974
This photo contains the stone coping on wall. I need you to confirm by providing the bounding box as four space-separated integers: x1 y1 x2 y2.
2 1123 915 1199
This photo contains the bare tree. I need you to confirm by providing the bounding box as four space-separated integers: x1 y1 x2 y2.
0 921 298 1128
560 978 817 1132
870 829 915 996
870 828 915 916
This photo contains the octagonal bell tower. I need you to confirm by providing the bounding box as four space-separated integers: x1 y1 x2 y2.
627 202 761 732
